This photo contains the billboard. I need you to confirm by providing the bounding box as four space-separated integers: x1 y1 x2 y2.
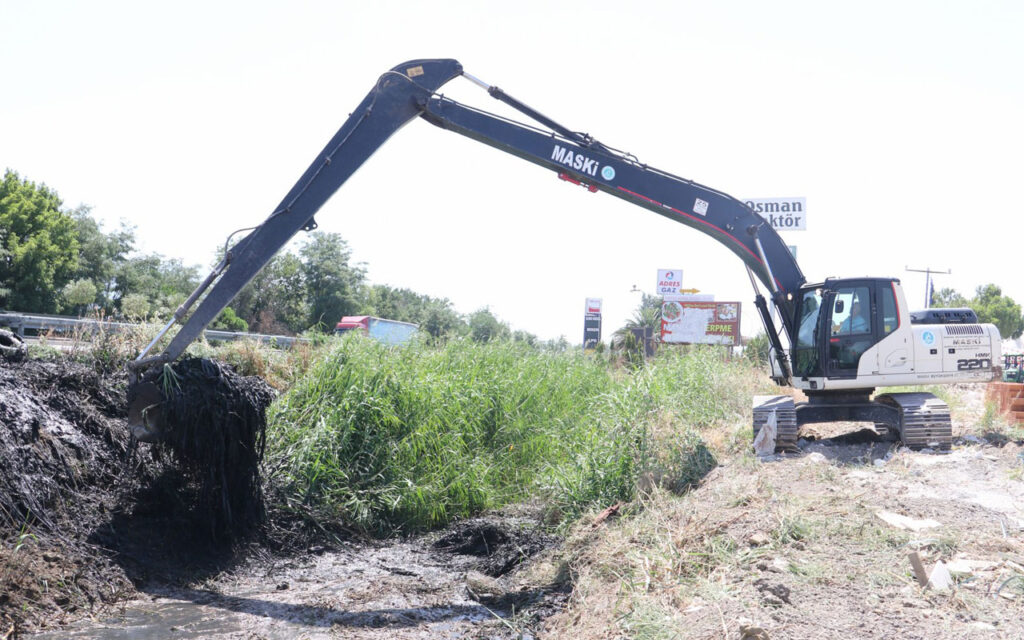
661 301 741 345
743 197 807 231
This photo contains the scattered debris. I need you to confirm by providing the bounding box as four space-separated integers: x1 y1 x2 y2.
739 617 771 639
877 511 942 532
907 553 954 590
753 411 777 457
591 502 625 527
804 452 828 464
908 552 930 587
927 561 954 591
0 329 27 361
465 570 507 603
754 578 792 605
433 516 556 577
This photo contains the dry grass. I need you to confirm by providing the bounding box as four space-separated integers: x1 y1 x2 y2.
536 385 1024 639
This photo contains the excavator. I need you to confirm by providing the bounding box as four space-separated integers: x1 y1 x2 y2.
127 58 1002 452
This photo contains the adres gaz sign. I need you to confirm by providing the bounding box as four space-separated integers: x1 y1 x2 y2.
656 269 683 296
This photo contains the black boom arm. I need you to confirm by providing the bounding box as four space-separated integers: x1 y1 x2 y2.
132 58 805 371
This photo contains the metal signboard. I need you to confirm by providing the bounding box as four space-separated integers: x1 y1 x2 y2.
656 269 683 296
585 298 602 314
743 197 807 231
583 313 602 350
661 301 741 345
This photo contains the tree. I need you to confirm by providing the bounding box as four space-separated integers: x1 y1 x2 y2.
970 284 1023 339
113 254 200 319
419 298 465 340
467 307 510 343
69 205 135 312
0 170 79 312
232 253 308 334
120 293 150 320
363 284 467 340
928 283 1023 340
931 287 968 308
300 232 366 330
613 293 662 350
61 278 98 315
211 307 249 332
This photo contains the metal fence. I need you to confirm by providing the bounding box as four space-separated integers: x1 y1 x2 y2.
0 312 307 348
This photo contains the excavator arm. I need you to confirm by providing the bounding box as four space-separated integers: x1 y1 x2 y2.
130 58 804 390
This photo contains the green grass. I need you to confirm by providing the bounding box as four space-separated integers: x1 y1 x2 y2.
266 337 755 535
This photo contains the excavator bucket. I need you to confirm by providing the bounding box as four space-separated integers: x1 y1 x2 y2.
127 381 167 443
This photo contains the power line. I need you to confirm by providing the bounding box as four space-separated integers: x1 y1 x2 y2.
905 266 951 309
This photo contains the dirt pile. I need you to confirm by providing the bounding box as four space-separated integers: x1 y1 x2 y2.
0 358 144 630
433 516 558 577
0 356 278 634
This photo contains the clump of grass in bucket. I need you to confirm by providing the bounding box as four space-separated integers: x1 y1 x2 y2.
266 338 752 536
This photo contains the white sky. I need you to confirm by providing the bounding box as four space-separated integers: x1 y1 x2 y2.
3 0 1022 342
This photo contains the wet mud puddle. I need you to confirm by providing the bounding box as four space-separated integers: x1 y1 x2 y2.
30 536 520 640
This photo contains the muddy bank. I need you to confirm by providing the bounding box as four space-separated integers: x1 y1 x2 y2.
1 358 568 638
30 514 567 640
0 358 144 630
0 358 281 634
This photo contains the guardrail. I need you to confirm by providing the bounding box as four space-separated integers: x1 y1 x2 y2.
0 312 307 348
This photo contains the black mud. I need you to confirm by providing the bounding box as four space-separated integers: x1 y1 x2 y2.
0 357 277 634
148 358 276 539
0 358 146 630
1 358 568 638
433 515 558 577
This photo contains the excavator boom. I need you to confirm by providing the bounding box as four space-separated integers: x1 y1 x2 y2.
129 58 813 442
131 58 802 375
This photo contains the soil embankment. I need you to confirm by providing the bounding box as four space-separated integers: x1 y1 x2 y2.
1 359 562 638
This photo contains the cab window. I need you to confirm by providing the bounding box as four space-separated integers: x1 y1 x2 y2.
831 286 871 335
880 285 898 336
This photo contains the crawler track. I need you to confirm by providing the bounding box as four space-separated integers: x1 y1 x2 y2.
876 392 952 451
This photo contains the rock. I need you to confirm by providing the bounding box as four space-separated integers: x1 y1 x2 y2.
876 511 942 532
738 617 770 639
945 558 996 578
748 532 771 547
805 452 827 464
927 561 953 591
873 458 886 467
465 570 507 603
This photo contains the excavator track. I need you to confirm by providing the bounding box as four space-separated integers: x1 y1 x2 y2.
753 395 799 453
876 392 952 451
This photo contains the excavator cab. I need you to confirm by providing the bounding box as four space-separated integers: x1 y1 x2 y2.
790 278 902 382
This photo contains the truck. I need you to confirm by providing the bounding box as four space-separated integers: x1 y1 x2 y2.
335 316 418 346
127 58 1002 452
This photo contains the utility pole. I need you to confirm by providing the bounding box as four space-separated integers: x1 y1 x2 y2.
905 266 951 309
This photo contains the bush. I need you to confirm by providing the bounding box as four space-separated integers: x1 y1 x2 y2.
265 339 754 535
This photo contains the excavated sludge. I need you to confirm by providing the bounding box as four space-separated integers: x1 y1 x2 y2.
876 392 952 451
753 395 799 453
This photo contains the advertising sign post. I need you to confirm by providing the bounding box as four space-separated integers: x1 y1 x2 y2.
583 298 602 350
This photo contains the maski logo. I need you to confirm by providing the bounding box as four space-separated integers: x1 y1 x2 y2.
551 145 600 177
